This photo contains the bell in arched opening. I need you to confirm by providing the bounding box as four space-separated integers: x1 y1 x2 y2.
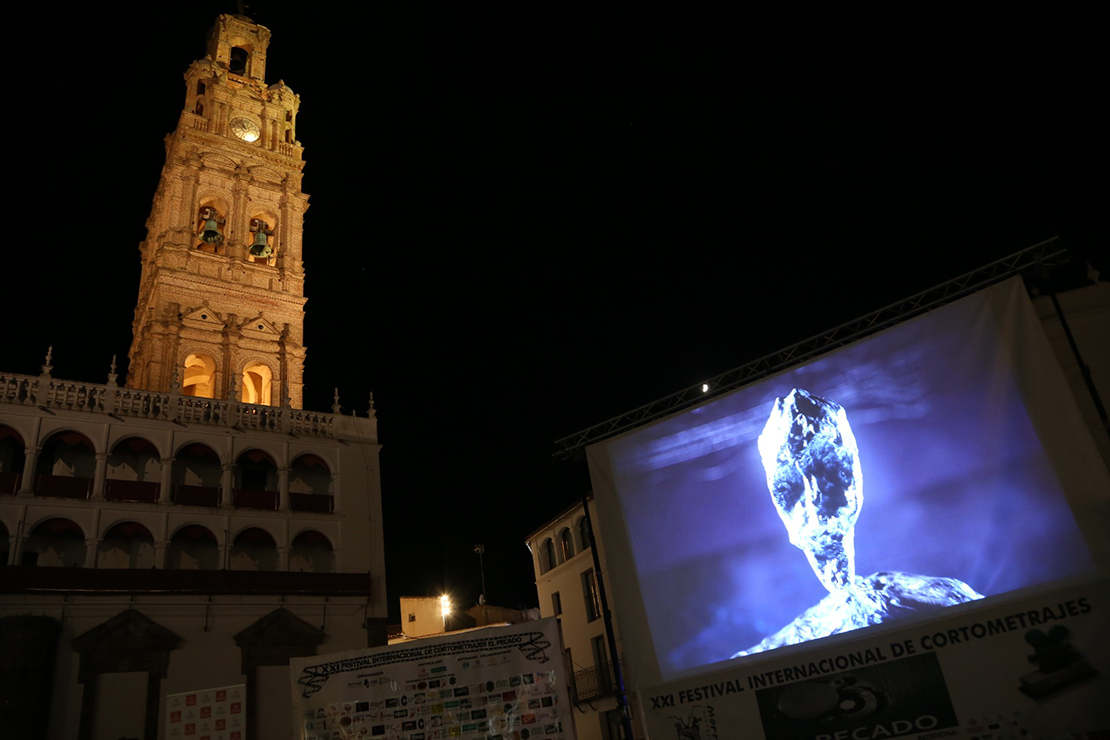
248 218 274 258
197 206 225 245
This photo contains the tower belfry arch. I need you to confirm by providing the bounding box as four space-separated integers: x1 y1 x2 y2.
126 13 308 408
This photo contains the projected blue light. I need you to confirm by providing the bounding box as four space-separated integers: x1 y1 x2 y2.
602 290 1096 680
734 389 982 657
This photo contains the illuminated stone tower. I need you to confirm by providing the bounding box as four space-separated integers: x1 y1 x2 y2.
127 14 308 408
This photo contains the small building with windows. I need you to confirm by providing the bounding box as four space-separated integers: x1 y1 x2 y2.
0 13 388 740
526 496 644 740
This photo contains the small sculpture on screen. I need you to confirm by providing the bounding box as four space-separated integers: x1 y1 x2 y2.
734 389 983 658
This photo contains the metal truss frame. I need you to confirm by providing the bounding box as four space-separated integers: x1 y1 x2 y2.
554 237 1069 458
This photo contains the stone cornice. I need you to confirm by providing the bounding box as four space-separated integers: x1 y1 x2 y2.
175 120 305 170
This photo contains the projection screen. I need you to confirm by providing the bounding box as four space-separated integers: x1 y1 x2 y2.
587 277 1110 688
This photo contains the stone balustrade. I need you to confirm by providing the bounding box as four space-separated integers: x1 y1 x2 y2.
182 111 209 132
0 372 373 442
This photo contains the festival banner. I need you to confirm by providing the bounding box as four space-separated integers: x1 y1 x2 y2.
640 578 1109 740
290 618 574 740
165 684 247 740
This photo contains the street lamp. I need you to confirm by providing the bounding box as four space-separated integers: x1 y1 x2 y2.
440 594 451 631
474 544 486 605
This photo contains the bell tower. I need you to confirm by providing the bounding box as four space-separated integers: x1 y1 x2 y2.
127 14 308 408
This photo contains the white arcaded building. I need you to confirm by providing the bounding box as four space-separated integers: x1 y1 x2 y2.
0 14 387 740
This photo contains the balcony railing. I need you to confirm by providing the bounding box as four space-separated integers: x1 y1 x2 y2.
35 475 92 499
105 479 160 503
233 489 279 511
572 661 616 703
290 492 333 513
0 371 376 443
173 484 220 508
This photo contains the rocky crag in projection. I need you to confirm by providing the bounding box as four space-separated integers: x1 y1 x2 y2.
734 389 984 657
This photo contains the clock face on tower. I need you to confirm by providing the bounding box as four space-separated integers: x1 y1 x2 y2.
230 116 261 142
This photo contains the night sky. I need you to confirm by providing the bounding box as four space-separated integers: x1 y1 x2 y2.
8 3 1106 621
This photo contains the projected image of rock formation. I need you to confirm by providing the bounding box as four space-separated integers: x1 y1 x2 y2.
734 389 983 658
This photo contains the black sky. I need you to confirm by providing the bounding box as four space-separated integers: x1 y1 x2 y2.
8 3 1107 620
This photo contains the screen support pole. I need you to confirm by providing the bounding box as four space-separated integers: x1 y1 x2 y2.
1049 292 1110 439
582 491 637 740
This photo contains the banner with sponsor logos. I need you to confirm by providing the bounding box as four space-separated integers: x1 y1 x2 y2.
641 578 1109 740
289 618 573 740
165 684 246 740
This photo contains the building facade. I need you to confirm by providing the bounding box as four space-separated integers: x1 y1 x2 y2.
0 15 387 740
526 498 642 740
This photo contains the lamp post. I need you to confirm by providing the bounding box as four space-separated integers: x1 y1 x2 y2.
474 544 486 605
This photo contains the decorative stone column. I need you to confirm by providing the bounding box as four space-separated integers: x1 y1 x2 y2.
154 541 168 569
278 545 289 571
8 535 20 566
18 447 40 496
221 463 234 508
84 538 99 568
278 467 290 512
159 458 174 504
91 453 109 500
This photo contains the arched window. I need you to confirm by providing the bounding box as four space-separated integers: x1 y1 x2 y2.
0 425 26 495
578 516 592 551
289 530 334 573
166 525 219 570
35 431 95 499
540 538 557 574
182 353 216 398
290 454 333 512
230 527 278 571
229 47 249 76
98 522 155 569
171 443 221 507
24 518 86 567
235 449 277 490
290 454 331 495
559 528 575 562
234 449 278 510
106 437 160 502
241 362 272 405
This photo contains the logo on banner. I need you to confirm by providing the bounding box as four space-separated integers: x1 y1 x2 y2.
672 705 718 740
755 653 957 740
1019 625 1098 698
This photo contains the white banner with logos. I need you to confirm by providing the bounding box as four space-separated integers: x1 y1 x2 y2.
640 578 1109 740
165 684 247 740
290 618 574 740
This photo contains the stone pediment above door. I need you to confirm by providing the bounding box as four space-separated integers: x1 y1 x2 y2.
72 609 182 681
